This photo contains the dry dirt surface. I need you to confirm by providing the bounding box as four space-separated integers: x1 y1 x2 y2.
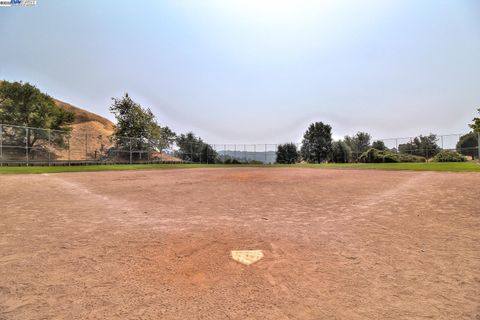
0 168 479 319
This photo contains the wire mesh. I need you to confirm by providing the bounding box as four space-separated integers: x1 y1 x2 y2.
0 123 479 165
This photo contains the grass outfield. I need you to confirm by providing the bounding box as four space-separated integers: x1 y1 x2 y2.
0 162 479 174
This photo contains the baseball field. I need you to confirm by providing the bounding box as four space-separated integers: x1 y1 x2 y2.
0 167 479 319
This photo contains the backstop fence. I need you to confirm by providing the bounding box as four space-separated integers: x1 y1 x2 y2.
0 124 180 166
0 123 479 166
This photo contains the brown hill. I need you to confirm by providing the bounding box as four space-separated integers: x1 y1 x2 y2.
53 99 115 160
54 98 115 128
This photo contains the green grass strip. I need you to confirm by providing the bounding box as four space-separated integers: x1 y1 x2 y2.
0 162 479 174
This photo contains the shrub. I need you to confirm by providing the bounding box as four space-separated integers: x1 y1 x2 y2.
331 140 352 163
432 150 466 162
224 158 242 164
398 153 426 163
359 148 425 163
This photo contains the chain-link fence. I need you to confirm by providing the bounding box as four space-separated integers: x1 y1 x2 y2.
0 124 181 166
1 123 479 166
172 133 479 164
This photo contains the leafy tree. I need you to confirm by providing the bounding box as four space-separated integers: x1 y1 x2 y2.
160 126 177 149
0 81 74 149
331 140 352 163
398 134 440 158
344 132 371 159
300 122 333 163
276 143 299 164
470 108 480 133
456 132 478 159
109 93 175 153
176 132 217 163
371 140 387 151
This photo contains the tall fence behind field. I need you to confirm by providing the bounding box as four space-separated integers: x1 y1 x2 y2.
0 124 180 166
0 123 479 166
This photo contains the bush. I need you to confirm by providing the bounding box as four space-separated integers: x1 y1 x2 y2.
398 153 427 163
359 148 425 163
432 150 466 162
224 158 242 164
331 140 352 163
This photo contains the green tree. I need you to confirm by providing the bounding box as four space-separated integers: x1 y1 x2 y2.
0 81 74 150
109 93 175 153
371 140 387 151
160 126 177 149
344 132 371 159
300 122 333 163
456 132 478 160
398 134 440 158
276 143 299 164
470 108 480 133
331 140 352 163
176 132 217 163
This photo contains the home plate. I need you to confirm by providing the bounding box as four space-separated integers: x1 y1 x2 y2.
230 250 264 265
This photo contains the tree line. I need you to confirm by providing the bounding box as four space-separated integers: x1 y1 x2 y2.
0 80 479 163
277 122 479 164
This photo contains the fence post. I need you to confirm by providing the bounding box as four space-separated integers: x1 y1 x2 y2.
199 142 202 164
68 135 71 166
0 124 3 167
147 140 150 162
129 137 133 165
48 129 51 166
265 144 267 163
190 142 194 163
86 132 89 161
26 126 29 167
477 132 480 162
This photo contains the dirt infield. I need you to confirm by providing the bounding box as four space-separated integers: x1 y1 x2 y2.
1 168 479 319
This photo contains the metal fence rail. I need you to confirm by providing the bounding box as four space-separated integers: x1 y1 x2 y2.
0 123 479 166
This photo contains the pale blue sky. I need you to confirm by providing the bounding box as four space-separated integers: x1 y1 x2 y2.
1 0 479 143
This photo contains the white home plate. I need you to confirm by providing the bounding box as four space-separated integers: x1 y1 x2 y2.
230 250 264 265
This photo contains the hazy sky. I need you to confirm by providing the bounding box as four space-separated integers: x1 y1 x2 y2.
1 0 479 143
